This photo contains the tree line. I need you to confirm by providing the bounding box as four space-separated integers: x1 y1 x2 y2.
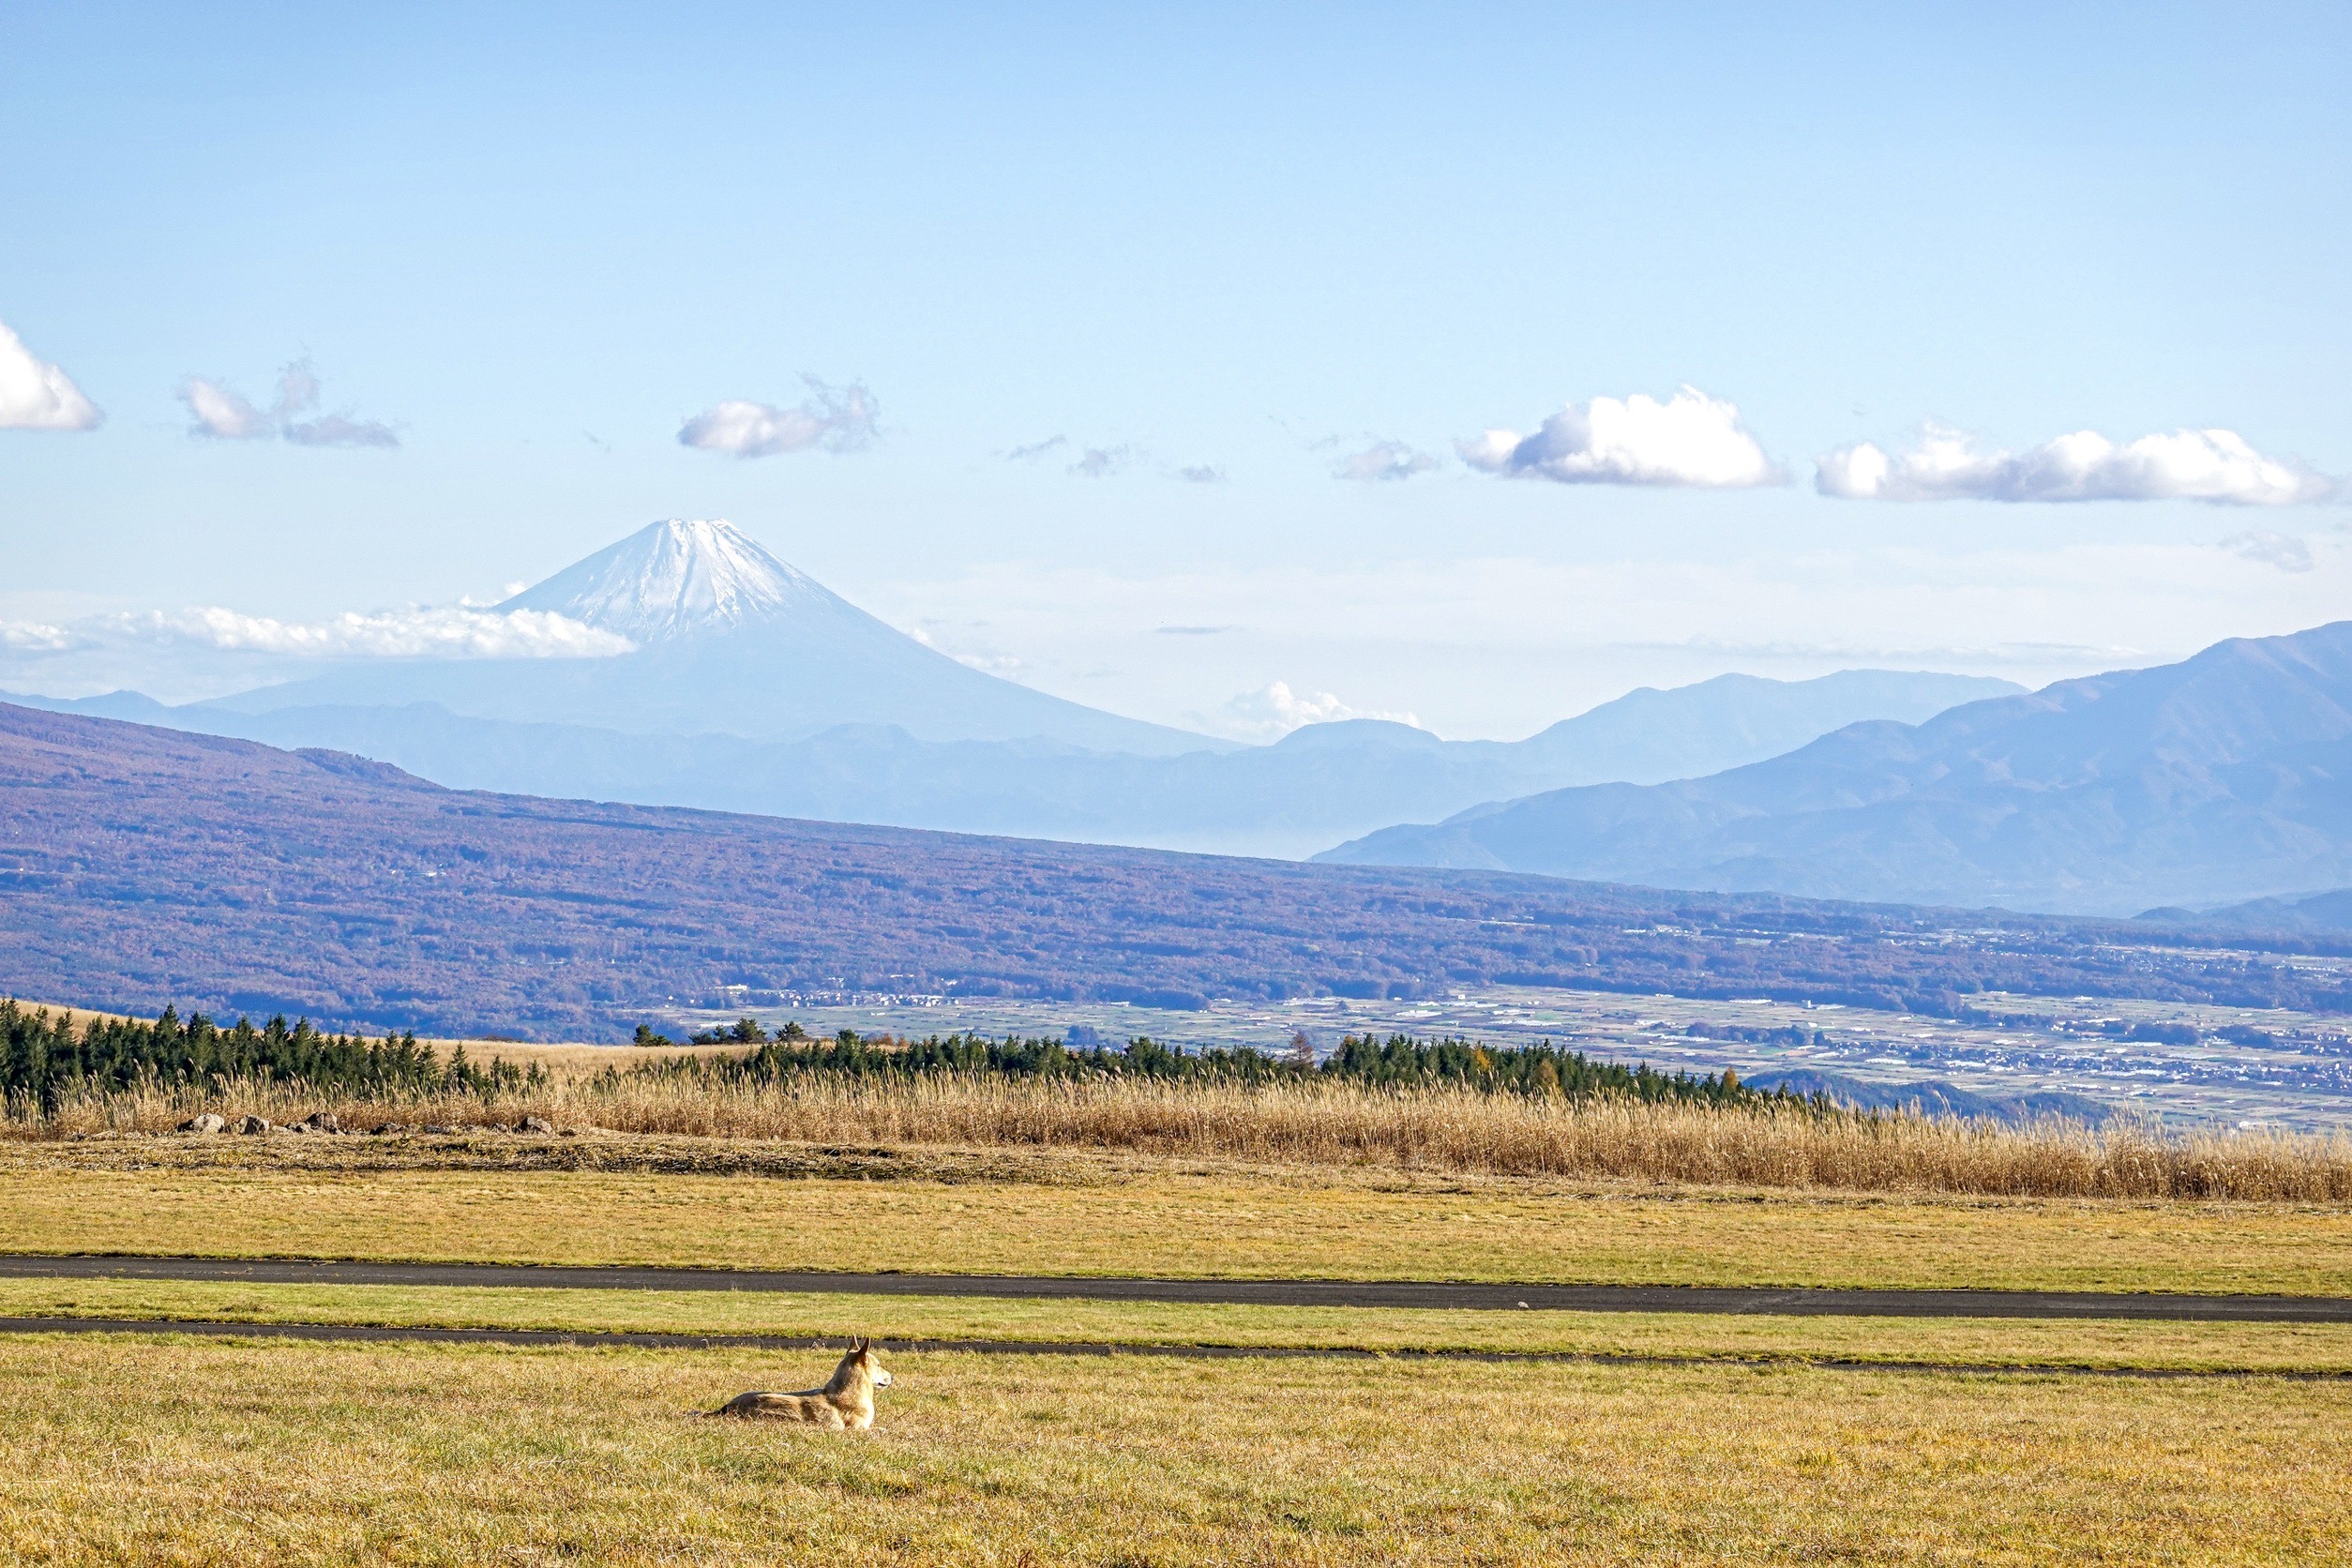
0 1000 544 1110
631 1023 1805 1108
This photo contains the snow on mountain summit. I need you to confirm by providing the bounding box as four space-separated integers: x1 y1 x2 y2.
498 519 844 642
219 515 1222 755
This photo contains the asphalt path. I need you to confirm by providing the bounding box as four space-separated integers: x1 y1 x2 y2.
0 1316 2341 1380
4 1254 2348 1322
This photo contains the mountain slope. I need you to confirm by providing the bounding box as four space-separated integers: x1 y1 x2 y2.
1498 670 2022 786
201 520 1223 756
14 668 2017 859
1318 622 2352 914
3 701 2332 1038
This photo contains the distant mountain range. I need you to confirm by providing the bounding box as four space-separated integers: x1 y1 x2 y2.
2143 887 2352 938
1320 622 2352 915
3 701 2335 1039
22 667 2019 859
8 519 2017 859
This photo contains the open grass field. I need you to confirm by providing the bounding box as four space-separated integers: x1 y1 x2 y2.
6 1138 2351 1295
3 1332 2346 1565
8 1132 2351 1560
7 1275 2352 1374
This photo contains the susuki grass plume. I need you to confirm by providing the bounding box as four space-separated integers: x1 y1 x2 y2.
10 1066 2350 1201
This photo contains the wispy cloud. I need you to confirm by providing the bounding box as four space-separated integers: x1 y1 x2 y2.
180 358 398 447
679 377 878 458
1222 680 1419 741
1817 425 2338 505
1334 440 1440 482
0 620 79 652
1460 386 1783 489
0 318 102 431
2222 530 2316 572
74 605 631 660
1004 435 1068 462
951 650 1026 676
1068 445 1128 478
1174 463 1226 484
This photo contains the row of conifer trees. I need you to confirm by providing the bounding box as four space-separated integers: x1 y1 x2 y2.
638 1022 1800 1107
0 1000 543 1110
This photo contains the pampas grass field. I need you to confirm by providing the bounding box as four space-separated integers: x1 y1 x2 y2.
13 1063 2352 1201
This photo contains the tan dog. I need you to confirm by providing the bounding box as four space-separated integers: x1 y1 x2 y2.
715 1338 894 1428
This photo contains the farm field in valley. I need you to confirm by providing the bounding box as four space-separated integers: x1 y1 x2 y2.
1 1333 2344 1566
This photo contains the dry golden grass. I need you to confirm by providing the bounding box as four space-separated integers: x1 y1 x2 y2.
1 1332 2344 1565
17 1066 2352 1199
6 1140 2352 1295
6 1275 2352 1375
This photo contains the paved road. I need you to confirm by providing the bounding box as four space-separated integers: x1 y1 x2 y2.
0 1316 2337 1380
5 1253 2347 1322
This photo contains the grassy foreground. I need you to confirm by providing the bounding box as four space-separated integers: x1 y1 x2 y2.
3 1333 2344 1565
6 1275 2352 1374
6 1139 2352 1294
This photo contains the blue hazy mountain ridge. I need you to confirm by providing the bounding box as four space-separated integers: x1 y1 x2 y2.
2142 887 2352 937
1317 622 2352 916
1740 1069 2113 1125
16 666 2020 859
197 520 1226 758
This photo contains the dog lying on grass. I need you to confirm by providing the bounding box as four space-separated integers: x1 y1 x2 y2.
715 1338 894 1428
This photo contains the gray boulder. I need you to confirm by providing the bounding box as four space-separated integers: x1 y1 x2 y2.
177 1112 226 1134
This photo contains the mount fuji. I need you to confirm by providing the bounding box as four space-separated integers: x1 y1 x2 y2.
200 520 1221 754
8 517 2020 859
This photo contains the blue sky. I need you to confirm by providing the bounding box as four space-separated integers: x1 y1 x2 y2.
3 2 2347 737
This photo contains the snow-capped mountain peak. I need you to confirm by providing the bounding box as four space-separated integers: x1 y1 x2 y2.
498 519 842 642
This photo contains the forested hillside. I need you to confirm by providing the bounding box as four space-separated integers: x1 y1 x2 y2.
4 702 2344 1039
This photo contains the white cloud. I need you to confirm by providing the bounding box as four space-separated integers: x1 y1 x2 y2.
1004 435 1068 461
1174 463 1226 484
0 620 80 652
179 358 399 447
953 650 1026 676
180 378 271 438
0 319 102 431
2222 530 2316 573
1221 680 1420 741
1334 440 1440 482
97 604 634 659
1459 385 1783 489
1068 445 1128 478
1817 424 2339 505
679 377 878 457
